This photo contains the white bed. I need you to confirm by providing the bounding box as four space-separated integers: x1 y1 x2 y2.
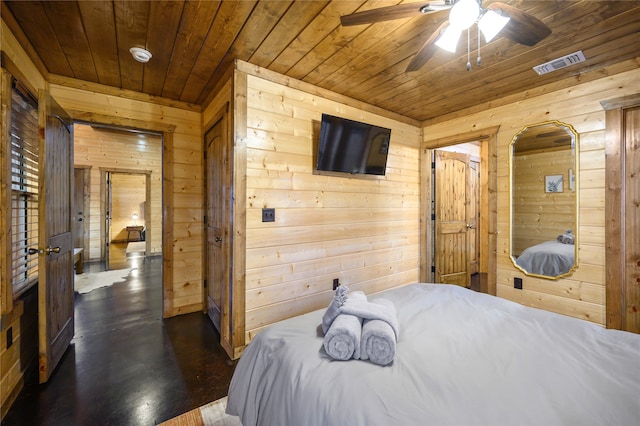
515 240 575 276
226 284 640 426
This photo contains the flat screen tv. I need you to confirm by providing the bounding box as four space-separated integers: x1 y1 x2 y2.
316 113 391 176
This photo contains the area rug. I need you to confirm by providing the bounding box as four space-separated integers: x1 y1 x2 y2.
158 396 241 426
74 268 136 294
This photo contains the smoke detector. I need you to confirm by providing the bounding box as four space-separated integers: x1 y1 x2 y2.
129 47 152 63
533 51 586 75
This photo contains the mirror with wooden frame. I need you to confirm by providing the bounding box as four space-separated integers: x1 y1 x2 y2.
510 121 579 279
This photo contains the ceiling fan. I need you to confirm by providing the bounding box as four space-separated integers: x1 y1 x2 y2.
340 0 551 71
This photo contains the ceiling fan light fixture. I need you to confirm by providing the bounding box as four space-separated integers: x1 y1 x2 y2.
478 10 510 42
129 47 152 63
435 25 462 53
449 0 480 30
421 0 454 13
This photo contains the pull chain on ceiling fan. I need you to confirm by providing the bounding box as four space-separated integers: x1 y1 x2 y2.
340 0 551 72
434 0 510 70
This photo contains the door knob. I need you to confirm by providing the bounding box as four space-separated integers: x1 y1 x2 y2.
466 224 473 228
28 247 41 255
215 237 223 243
45 246 61 255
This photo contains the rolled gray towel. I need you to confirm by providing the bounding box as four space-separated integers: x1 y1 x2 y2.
321 285 350 334
323 313 363 360
360 298 397 365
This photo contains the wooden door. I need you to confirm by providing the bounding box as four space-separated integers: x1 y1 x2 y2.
205 118 229 336
73 168 87 252
468 160 480 275
104 171 113 268
604 99 640 333
625 107 640 332
434 150 471 287
38 93 74 383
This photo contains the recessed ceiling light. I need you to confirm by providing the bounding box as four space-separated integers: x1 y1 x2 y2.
129 47 152 63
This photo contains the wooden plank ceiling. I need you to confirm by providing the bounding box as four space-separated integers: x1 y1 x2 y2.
2 0 639 122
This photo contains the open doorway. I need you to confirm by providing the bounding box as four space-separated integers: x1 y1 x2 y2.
103 171 151 270
422 127 498 295
72 123 162 277
431 144 483 290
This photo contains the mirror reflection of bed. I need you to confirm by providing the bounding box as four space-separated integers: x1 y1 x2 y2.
514 230 575 277
510 121 578 278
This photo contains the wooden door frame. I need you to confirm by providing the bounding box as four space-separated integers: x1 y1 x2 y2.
70 113 175 317
421 126 499 295
601 94 640 331
100 168 152 262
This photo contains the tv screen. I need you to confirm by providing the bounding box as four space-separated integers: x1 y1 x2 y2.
316 114 391 176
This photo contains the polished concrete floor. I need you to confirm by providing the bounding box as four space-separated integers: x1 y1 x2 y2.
3 246 236 425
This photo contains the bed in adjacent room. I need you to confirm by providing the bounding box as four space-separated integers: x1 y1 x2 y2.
226 283 640 426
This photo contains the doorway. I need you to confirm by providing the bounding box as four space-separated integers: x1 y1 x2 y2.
103 171 151 270
72 123 161 271
431 144 483 289
432 148 481 288
422 127 498 295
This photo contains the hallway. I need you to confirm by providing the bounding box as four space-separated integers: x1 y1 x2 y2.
3 254 236 425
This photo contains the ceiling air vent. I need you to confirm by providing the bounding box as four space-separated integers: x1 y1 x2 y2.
533 51 586 75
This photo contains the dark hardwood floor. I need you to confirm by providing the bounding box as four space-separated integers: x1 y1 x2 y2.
3 245 236 425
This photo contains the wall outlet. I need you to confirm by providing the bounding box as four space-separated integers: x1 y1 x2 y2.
514 277 523 290
262 208 275 222
333 278 340 290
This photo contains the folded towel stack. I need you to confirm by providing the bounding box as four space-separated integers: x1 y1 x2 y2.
322 286 399 365
557 229 575 245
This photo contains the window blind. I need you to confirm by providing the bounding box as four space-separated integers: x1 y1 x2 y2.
10 86 39 296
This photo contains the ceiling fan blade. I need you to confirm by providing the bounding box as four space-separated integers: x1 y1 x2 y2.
340 2 446 26
487 2 551 46
406 21 449 72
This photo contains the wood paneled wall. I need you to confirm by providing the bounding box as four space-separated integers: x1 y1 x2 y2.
73 125 161 256
1 18 47 418
202 62 423 351
240 71 423 341
423 65 640 326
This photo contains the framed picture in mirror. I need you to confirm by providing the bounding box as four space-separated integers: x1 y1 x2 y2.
545 174 563 193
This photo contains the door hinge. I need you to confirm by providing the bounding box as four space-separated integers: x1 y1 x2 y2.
204 215 207 224
204 150 207 159
203 279 207 288
431 265 436 273
431 161 436 169
431 213 436 221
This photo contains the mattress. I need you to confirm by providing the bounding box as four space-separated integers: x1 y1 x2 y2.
226 283 640 425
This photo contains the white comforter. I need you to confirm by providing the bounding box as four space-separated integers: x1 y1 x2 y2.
226 284 640 425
